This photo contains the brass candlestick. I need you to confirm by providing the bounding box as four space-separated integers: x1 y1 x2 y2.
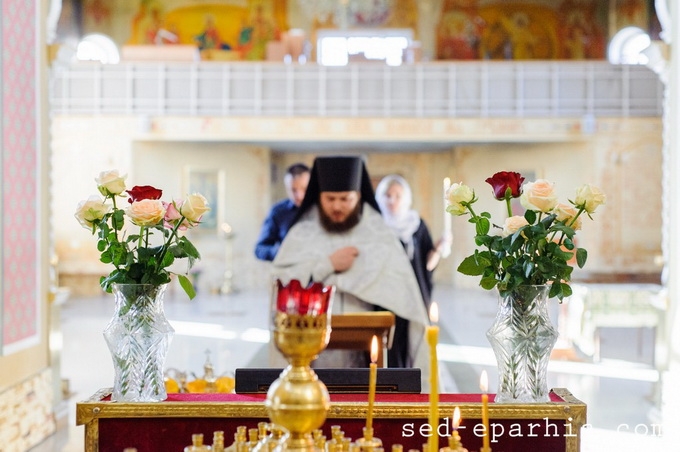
354 426 383 451
265 279 335 452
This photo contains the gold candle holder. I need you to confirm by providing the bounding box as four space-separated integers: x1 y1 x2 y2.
265 279 335 452
354 426 383 451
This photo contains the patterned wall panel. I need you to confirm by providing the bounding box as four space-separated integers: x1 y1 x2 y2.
1 0 39 353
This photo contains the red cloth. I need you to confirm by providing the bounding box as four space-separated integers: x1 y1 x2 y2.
96 392 570 452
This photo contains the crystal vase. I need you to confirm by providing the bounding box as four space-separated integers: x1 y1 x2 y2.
486 285 558 403
103 283 174 402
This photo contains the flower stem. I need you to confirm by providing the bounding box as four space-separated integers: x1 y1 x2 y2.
156 217 186 271
111 196 120 243
138 226 145 249
567 206 586 228
505 197 513 217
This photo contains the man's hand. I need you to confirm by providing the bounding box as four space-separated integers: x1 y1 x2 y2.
330 246 359 273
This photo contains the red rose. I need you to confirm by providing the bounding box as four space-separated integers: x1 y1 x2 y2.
485 172 525 200
126 185 163 204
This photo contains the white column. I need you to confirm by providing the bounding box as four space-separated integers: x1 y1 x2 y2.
662 0 680 446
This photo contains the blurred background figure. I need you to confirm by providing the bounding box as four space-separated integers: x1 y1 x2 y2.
376 174 452 308
254 163 310 261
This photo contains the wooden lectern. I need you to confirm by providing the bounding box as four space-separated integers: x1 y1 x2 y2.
328 312 395 367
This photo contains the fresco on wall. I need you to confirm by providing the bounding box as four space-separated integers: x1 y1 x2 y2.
125 0 287 60
303 0 416 29
612 0 649 30
436 0 614 60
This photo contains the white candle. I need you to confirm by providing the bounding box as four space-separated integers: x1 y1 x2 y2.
442 178 452 258
443 177 452 233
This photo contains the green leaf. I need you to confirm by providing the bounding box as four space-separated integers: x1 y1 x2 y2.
541 214 556 228
524 210 536 224
457 255 487 276
112 209 125 230
576 248 588 268
161 251 175 268
479 276 497 290
178 236 200 260
178 274 197 300
561 283 573 298
549 283 559 299
476 217 490 235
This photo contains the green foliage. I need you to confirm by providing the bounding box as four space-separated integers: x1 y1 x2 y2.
91 197 200 300
446 173 604 303
457 203 585 302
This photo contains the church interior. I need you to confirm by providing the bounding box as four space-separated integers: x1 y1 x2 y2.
2 0 680 451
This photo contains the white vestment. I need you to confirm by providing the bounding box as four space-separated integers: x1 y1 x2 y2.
272 206 430 385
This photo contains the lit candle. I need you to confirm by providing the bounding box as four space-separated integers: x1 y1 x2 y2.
448 406 464 450
479 370 491 452
366 335 379 431
426 303 439 452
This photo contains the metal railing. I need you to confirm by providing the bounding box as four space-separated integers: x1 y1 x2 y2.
50 60 663 118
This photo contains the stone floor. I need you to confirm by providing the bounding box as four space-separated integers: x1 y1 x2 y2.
30 283 668 451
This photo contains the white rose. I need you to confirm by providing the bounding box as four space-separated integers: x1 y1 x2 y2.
75 196 111 229
520 179 558 213
96 170 127 196
180 193 210 223
445 183 475 216
502 215 529 237
126 199 166 226
553 202 582 231
574 184 606 214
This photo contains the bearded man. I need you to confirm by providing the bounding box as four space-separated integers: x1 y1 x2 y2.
272 156 429 371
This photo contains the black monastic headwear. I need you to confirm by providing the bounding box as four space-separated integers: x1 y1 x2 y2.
294 156 381 222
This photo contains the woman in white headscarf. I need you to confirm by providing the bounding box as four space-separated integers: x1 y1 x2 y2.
376 174 451 367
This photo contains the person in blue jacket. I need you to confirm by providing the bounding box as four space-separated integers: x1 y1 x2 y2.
254 163 310 261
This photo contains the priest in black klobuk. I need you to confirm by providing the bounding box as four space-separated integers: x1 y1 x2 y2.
272 156 429 376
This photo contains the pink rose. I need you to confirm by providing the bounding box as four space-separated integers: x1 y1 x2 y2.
502 215 529 237
126 199 166 226
553 203 582 231
163 201 189 230
520 179 558 213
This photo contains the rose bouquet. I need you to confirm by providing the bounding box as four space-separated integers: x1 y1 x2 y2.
445 171 606 301
75 170 210 299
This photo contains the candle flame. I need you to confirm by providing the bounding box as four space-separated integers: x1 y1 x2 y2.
453 406 461 429
370 335 379 363
480 370 488 393
429 302 439 324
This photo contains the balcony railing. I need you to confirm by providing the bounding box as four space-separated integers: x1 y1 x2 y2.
50 61 663 118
